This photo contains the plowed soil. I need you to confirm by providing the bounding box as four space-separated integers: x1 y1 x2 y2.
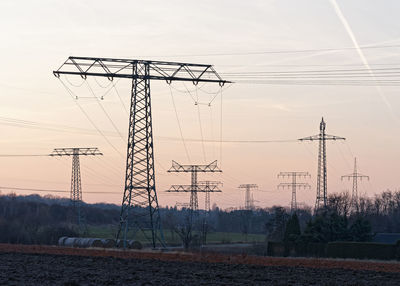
1 244 400 285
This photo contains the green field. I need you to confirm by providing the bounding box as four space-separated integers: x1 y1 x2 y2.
86 225 265 245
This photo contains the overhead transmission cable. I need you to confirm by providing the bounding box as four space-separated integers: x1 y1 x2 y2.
195 87 207 163
168 85 191 163
0 154 50 157
0 186 119 195
58 77 124 158
111 81 129 116
221 66 400 86
143 43 400 58
85 80 125 141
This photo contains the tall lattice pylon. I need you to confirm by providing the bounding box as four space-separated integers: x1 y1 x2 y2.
299 118 345 210
50 147 102 226
53 57 229 248
342 157 369 207
238 184 258 210
278 172 311 213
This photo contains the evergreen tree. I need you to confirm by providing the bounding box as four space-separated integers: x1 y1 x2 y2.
349 217 372 242
284 213 301 242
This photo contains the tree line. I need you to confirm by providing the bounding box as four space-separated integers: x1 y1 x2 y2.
0 189 400 245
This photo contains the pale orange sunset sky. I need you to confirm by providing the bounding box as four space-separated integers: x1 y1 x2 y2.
1 0 400 210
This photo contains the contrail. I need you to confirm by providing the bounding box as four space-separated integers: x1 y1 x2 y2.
329 0 399 123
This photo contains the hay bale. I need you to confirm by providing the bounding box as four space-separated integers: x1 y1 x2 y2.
89 238 103 248
128 240 142 250
58 236 68 246
101 238 115 248
63 237 79 247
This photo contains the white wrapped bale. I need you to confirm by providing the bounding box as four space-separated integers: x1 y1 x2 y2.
58 236 68 246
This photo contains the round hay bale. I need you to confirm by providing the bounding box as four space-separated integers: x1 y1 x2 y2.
89 238 103 248
63 237 79 247
128 240 142 250
77 238 93 248
58 236 68 246
101 238 115 248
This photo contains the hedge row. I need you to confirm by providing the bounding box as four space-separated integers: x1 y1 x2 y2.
267 241 400 260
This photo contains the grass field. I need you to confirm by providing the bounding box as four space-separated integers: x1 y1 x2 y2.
86 225 266 245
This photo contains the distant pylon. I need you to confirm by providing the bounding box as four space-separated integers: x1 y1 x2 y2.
278 172 311 213
238 184 258 210
166 160 222 215
299 118 345 210
50 147 102 226
199 181 223 212
341 157 369 207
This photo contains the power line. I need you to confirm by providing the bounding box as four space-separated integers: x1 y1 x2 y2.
0 154 49 157
85 80 125 140
168 85 191 163
157 136 297 143
58 77 125 158
143 43 400 58
0 185 119 194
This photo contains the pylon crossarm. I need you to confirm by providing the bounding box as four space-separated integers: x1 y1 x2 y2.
53 56 231 85
299 135 345 141
278 172 311 178
50 147 103 156
278 183 310 188
168 160 222 173
342 174 369 180
324 134 346 140
166 185 222 193
298 134 320 141
238 184 258 189
198 180 223 186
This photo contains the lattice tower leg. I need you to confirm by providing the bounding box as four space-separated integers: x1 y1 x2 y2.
291 174 297 213
116 62 165 248
70 151 82 225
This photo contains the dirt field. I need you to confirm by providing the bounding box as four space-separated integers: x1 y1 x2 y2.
1 244 400 285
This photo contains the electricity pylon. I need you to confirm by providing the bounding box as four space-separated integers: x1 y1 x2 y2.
238 184 258 210
167 162 222 245
341 157 369 207
278 172 311 213
54 57 229 248
50 147 102 226
166 161 222 213
299 118 345 211
199 181 223 212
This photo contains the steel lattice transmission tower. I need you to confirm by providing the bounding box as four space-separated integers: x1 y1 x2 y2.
53 57 229 248
341 157 369 205
200 181 223 213
50 147 103 225
299 118 345 210
278 172 311 213
166 161 222 214
238 184 258 210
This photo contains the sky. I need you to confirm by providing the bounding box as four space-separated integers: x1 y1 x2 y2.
0 0 400 210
